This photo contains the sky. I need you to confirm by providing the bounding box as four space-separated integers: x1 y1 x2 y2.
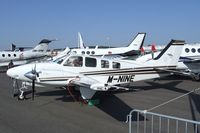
0 0 200 50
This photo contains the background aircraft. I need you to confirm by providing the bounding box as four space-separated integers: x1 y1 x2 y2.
0 39 55 67
71 32 146 56
7 39 184 101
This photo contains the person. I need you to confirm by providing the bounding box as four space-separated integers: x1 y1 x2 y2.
8 60 14 69
73 57 83 67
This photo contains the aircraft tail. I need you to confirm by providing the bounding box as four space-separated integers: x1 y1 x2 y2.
146 40 185 67
33 39 55 52
127 32 146 50
78 32 85 49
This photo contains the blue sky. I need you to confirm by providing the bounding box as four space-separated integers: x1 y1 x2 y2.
0 0 200 50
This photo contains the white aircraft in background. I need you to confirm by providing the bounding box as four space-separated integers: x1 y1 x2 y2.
7 40 184 101
136 43 200 80
0 39 55 67
71 32 146 56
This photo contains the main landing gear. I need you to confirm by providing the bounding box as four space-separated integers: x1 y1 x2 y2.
191 73 200 81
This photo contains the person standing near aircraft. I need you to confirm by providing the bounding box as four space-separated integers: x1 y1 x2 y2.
8 60 14 69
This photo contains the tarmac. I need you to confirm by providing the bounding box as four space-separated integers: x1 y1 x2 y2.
0 71 200 133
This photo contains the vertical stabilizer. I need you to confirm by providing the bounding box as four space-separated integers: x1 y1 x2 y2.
33 39 54 52
127 33 146 50
78 32 85 49
147 40 185 66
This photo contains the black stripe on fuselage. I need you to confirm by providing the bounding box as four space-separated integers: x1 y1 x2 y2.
81 66 176 76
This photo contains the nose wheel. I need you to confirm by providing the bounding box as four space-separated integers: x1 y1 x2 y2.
12 79 28 100
18 91 25 100
17 82 28 100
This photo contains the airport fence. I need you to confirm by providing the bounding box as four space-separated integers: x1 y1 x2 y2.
126 109 200 133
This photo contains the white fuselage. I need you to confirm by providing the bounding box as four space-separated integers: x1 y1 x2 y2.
7 40 184 99
0 50 49 67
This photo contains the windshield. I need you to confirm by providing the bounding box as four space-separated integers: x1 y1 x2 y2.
53 55 68 64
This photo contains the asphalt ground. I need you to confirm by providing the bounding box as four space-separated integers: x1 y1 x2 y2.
0 71 200 133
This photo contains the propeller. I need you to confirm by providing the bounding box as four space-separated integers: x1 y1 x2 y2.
24 64 39 100
31 64 37 100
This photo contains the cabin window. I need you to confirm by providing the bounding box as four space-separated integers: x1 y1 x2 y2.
33 50 37 52
91 51 95 55
185 48 189 53
86 51 90 55
13 54 16 57
112 62 120 69
101 60 109 68
85 57 96 67
2 54 5 57
64 56 83 67
81 51 85 54
8 54 11 57
191 48 196 53
198 48 200 53
38 50 44 52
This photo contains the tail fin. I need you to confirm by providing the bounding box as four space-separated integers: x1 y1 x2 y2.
33 39 55 52
78 32 85 49
127 32 146 50
11 43 16 51
147 40 185 66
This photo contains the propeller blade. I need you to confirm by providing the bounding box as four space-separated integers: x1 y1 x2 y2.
32 64 36 100
32 79 35 100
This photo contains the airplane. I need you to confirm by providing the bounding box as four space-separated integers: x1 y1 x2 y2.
6 39 184 102
0 39 55 67
136 43 200 80
71 32 146 56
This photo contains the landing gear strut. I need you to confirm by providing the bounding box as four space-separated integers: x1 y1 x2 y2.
12 79 28 100
191 73 200 81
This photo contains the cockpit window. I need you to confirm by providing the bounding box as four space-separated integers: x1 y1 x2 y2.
112 62 120 69
85 57 96 67
63 56 83 67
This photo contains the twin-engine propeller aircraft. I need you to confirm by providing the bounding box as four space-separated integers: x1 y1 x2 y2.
0 39 55 67
71 32 146 56
6 40 184 101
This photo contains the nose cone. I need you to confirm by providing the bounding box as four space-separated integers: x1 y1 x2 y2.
7 67 19 79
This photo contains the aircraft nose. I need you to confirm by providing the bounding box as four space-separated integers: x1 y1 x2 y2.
7 67 19 79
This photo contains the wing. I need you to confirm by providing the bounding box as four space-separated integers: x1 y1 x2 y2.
71 76 130 100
